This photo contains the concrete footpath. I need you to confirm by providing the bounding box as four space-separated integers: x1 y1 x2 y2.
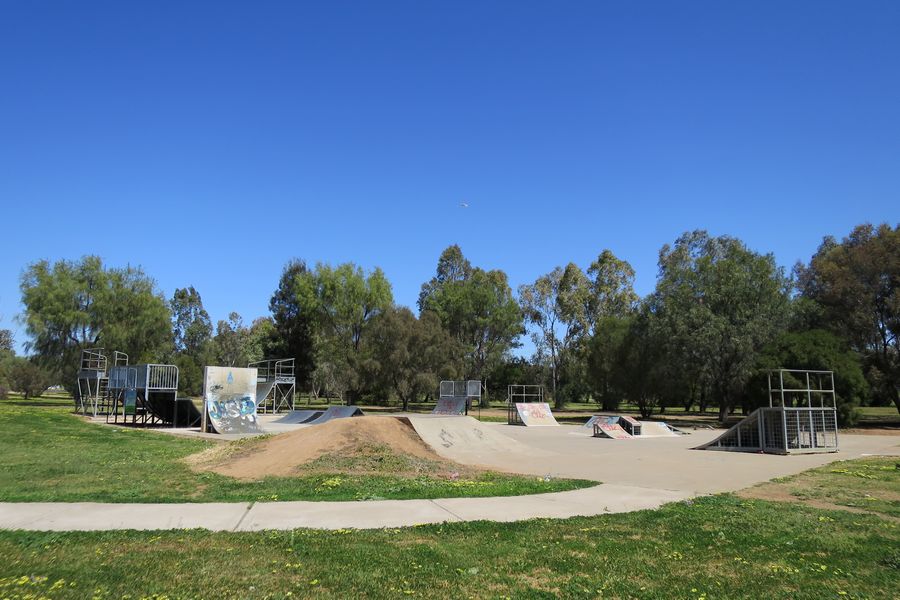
0 484 690 532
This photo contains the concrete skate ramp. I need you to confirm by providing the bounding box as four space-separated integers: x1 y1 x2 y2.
583 415 620 429
274 410 324 424
432 397 467 415
204 366 263 434
639 421 680 437
255 380 276 406
594 423 632 439
305 405 364 425
515 402 559 426
407 416 554 466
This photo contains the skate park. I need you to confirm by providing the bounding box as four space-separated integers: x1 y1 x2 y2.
3 350 896 533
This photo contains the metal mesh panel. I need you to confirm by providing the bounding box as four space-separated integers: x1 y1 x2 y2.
762 408 786 452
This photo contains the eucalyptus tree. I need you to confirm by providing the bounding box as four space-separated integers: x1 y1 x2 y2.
650 231 791 421
419 246 522 397
367 307 463 410
797 223 900 414
296 262 393 404
519 263 589 407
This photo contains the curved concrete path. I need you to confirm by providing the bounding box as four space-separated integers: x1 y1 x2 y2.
0 484 690 531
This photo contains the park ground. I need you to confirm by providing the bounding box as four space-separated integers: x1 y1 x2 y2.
0 394 898 598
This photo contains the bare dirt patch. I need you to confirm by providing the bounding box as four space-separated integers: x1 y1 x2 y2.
187 416 478 481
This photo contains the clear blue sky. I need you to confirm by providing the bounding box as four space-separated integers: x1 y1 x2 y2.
1 1 898 354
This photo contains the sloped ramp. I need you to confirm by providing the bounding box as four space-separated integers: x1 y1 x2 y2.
407 416 554 465
305 405 364 425
432 397 467 415
583 415 620 429
515 402 559 426
695 409 766 452
255 380 276 406
274 409 324 424
638 421 680 437
593 423 632 439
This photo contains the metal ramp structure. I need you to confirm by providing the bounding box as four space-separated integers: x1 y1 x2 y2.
274 409 324 424
106 362 196 427
587 415 681 439
305 405 364 425
76 349 108 416
507 385 559 426
433 380 481 415
249 358 295 414
697 369 839 454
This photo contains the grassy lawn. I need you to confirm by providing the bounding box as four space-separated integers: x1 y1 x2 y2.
740 456 900 519
0 400 591 503
1 474 899 599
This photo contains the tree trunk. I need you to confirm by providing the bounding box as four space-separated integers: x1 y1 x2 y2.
717 396 730 423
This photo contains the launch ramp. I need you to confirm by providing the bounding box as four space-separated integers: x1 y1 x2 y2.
697 369 838 454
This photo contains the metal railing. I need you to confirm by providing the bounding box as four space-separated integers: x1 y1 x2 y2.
439 380 482 398
80 349 108 372
141 364 179 390
249 358 295 381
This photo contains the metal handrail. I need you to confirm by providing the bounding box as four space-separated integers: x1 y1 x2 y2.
249 358 295 381
80 349 108 372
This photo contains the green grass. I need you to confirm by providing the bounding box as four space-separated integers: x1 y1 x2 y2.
0 401 591 503
745 456 900 519
1 490 898 599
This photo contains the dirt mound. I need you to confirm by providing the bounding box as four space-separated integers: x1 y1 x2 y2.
190 416 460 481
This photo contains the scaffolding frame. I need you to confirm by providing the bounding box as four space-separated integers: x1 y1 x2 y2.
506 384 545 425
106 363 180 426
699 368 839 454
76 349 108 417
250 358 296 413
438 380 481 415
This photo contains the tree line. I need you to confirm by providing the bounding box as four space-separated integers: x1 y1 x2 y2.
3 222 897 424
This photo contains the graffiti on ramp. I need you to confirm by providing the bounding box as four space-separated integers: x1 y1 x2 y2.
515 402 560 426
204 366 262 434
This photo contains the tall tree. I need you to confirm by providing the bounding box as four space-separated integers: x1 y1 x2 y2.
269 259 316 389
296 263 393 404
519 264 590 407
586 250 639 328
20 256 171 389
650 231 791 421
211 312 251 367
419 246 522 399
171 287 212 356
0 330 13 354
797 223 900 414
367 307 463 410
